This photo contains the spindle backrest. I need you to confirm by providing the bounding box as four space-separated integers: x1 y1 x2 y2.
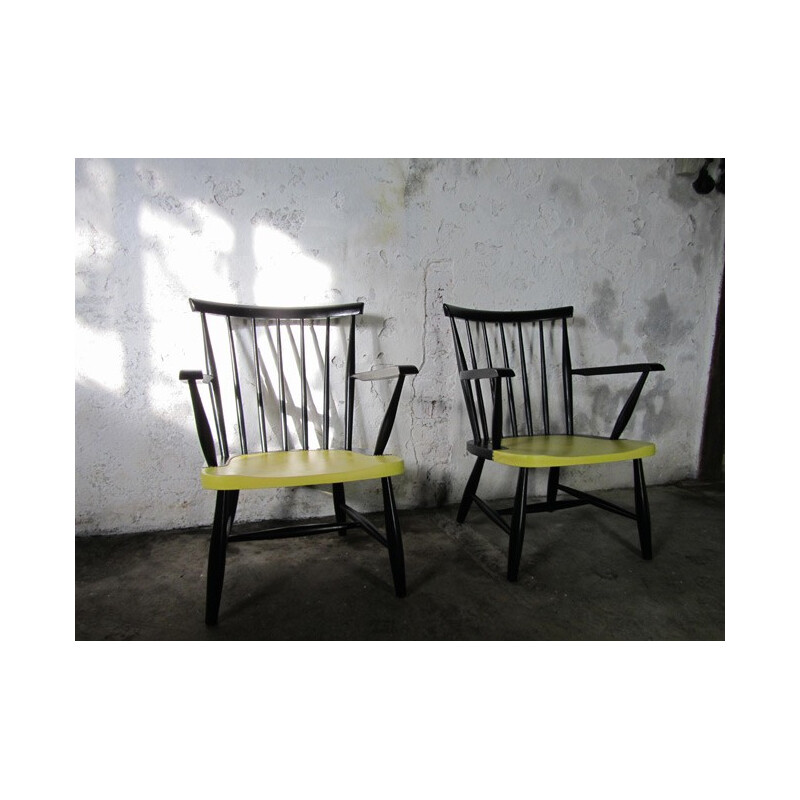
189 298 363 465
443 303 576 443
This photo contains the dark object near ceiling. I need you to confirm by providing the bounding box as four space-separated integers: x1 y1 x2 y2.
693 158 724 195
693 160 716 194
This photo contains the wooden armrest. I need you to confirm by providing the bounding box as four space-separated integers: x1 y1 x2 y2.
572 363 665 376
179 370 213 383
179 369 204 381
353 365 419 381
353 365 418 455
459 367 515 381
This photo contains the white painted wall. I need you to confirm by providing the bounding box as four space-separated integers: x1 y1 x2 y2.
75 158 724 534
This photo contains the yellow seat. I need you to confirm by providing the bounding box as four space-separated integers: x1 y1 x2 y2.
490 435 656 468
201 449 405 490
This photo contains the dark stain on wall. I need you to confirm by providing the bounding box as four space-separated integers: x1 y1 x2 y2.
588 279 625 350
404 159 440 206
636 291 694 360
549 176 583 209
573 377 675 440
638 380 676 440
466 159 481 176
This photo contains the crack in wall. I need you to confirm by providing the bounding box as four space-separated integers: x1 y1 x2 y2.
405 257 455 506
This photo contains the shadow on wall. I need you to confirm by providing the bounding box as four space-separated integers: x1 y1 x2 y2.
75 159 423 534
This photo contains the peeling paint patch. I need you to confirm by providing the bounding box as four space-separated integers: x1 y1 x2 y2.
288 166 306 187
209 179 245 211
136 168 161 191
251 206 305 237
379 317 397 338
154 194 183 215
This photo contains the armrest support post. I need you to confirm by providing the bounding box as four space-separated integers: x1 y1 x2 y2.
353 366 419 456
610 371 649 440
458 368 514 448
572 362 664 440
491 378 504 449
179 371 218 467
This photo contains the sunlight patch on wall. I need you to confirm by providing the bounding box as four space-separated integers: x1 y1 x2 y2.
76 323 124 392
148 376 186 418
138 202 235 273
252 225 331 305
139 201 237 428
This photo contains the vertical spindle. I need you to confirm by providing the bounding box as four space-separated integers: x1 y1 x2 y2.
466 321 489 442
277 319 288 450
323 317 330 450
517 322 533 435
345 315 356 450
252 318 267 452
539 320 550 435
300 318 309 450
499 323 518 437
226 316 247 453
562 317 573 435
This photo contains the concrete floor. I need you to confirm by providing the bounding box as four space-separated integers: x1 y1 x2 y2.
75 480 723 640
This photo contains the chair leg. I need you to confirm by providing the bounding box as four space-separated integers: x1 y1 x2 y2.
381 477 406 598
507 468 529 582
332 482 347 535
457 457 485 523
546 466 560 508
633 459 653 560
205 489 238 626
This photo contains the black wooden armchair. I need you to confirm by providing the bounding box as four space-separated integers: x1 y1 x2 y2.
180 299 418 625
443 303 664 581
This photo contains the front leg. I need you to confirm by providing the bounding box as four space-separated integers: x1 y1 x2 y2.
205 489 238 625
381 478 406 597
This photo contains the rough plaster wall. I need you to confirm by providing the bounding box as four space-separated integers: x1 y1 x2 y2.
75 158 724 534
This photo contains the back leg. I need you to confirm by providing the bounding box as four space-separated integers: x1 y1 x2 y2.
457 457 485 523
546 466 560 508
332 482 347 535
633 459 653 560
506 468 529 581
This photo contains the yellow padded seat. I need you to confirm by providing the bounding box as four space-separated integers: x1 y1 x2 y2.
490 435 656 468
201 449 405 490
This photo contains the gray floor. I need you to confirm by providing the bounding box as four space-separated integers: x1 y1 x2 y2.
75 480 724 640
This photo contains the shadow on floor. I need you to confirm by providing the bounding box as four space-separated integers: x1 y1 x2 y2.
75 481 724 640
